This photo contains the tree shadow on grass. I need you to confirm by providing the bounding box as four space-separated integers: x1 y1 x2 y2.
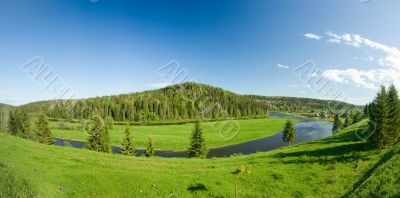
342 144 400 197
271 142 374 165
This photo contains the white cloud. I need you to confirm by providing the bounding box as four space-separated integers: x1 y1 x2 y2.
288 84 298 88
277 64 289 69
304 31 400 91
304 33 321 40
324 32 400 69
148 82 172 88
322 68 400 90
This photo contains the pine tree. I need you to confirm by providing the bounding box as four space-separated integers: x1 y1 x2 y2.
369 86 390 149
387 84 400 143
332 114 343 133
33 112 54 145
188 121 208 158
104 116 114 130
144 138 156 157
121 126 135 156
344 116 353 128
7 112 18 135
86 115 110 153
282 119 297 146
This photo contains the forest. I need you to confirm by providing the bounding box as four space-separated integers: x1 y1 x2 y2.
8 82 359 123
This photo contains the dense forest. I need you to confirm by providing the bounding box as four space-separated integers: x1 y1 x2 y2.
10 82 358 122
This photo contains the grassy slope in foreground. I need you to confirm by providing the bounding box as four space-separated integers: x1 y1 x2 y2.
0 120 393 197
51 118 287 150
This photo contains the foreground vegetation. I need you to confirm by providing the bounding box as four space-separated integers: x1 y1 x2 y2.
51 118 288 150
1 121 397 197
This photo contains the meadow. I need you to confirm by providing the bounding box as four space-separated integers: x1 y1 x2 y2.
50 118 288 150
1 120 396 197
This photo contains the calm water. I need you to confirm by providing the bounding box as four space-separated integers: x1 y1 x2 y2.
54 112 333 158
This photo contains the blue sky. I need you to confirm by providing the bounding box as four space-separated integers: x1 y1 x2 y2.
1 0 400 105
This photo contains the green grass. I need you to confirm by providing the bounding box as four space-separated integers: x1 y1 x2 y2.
51 118 289 150
0 120 394 197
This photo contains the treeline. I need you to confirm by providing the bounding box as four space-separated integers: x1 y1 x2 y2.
15 82 358 122
366 85 400 149
7 111 54 145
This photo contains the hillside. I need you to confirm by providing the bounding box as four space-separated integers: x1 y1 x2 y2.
15 82 358 122
0 121 393 197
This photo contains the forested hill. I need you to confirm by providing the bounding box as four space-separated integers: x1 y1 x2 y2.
16 82 358 122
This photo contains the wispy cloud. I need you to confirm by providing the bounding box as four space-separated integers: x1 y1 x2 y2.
304 33 321 40
287 84 298 88
324 31 400 69
277 63 289 69
148 82 172 88
306 31 400 89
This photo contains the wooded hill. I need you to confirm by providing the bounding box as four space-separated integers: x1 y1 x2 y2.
14 82 358 122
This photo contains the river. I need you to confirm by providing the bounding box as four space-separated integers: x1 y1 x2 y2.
54 112 333 158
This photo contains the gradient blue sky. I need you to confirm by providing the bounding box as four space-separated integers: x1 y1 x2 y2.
1 0 400 105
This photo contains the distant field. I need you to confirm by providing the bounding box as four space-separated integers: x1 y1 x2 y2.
51 118 289 150
0 121 391 197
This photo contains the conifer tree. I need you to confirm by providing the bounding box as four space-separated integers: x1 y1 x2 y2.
7 112 18 135
188 121 208 158
282 119 297 146
344 116 353 128
33 112 54 145
144 138 156 157
368 86 390 149
121 126 135 156
332 114 343 133
86 115 110 153
387 84 400 143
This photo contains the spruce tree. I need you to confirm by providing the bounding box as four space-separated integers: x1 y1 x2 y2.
144 138 156 157
7 112 18 135
332 114 343 133
86 115 110 153
121 126 135 156
387 84 400 143
368 86 390 149
188 121 208 158
282 119 297 146
344 116 353 128
33 112 54 145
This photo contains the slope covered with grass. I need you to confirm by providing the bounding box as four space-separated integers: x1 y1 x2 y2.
350 141 400 197
0 121 391 197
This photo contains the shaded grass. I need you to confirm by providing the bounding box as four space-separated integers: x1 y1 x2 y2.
51 118 288 150
0 120 392 197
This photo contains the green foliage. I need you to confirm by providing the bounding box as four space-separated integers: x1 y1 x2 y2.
144 138 156 157
282 119 297 146
86 115 110 153
8 110 32 139
332 114 343 133
368 86 391 149
33 112 54 145
344 116 353 128
387 84 400 143
188 121 208 158
121 126 135 156
104 116 114 130
14 82 358 122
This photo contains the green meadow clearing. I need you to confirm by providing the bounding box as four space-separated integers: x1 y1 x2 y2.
51 118 288 150
1 120 398 197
